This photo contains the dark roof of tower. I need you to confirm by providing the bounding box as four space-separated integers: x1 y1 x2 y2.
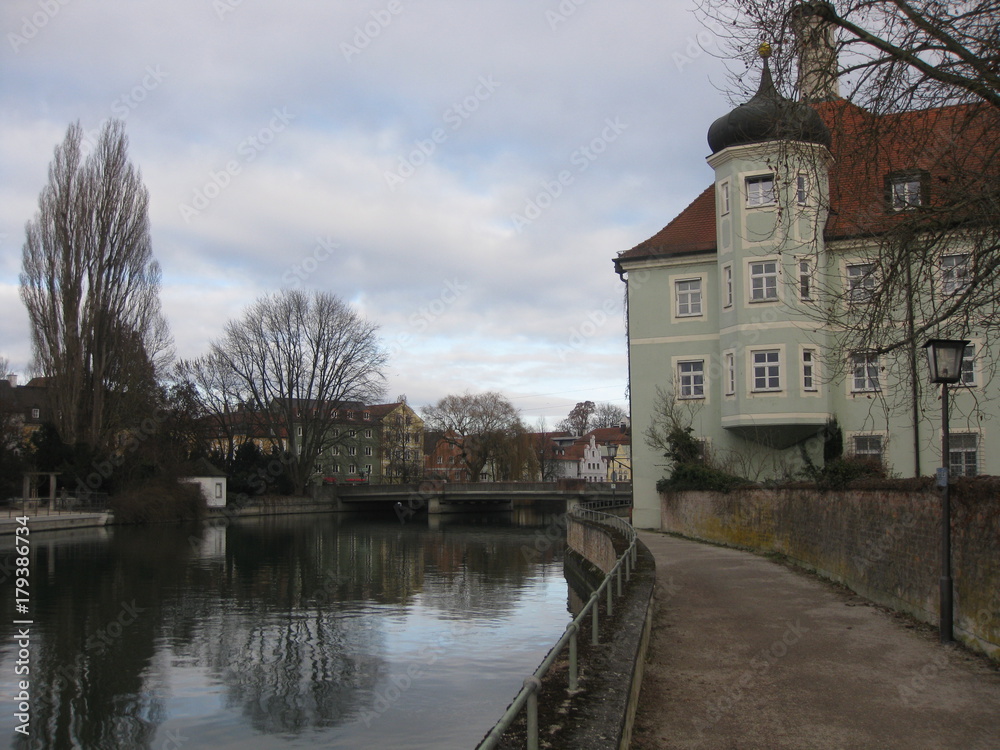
707 58 831 154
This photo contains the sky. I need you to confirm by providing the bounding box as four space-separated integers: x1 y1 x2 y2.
1 0 735 425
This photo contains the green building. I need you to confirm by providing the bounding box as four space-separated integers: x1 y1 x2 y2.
616 39 995 529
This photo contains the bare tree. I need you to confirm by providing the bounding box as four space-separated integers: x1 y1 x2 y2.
557 400 596 435
697 1 1000 354
422 391 523 482
213 289 386 495
174 352 249 466
20 120 172 462
379 404 424 483
591 402 628 429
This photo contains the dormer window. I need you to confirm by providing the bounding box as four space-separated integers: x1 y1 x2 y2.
745 174 775 207
886 170 928 211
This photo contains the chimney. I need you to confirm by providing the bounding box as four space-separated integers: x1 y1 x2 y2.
6 375 16 387
790 1 841 102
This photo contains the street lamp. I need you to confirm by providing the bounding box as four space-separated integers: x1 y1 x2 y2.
923 337 969 644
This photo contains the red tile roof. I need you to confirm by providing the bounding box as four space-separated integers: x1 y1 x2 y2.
616 98 998 264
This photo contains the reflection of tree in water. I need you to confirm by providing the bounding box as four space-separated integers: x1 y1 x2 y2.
3 527 183 750
0 513 567 743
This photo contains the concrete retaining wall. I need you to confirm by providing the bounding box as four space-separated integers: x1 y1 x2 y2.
661 488 1000 658
564 514 655 750
566 514 618 574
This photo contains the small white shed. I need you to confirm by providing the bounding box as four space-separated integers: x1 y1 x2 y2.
182 458 228 507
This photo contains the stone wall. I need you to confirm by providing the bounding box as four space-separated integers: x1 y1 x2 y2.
566 515 618 573
661 487 1000 658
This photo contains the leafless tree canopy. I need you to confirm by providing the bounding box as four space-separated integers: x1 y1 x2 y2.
20 120 172 455
174 351 249 464
213 289 387 495
699 1 1000 359
557 401 596 436
592 402 629 430
422 391 523 481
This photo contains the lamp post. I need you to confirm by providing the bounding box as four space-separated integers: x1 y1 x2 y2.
923 337 969 644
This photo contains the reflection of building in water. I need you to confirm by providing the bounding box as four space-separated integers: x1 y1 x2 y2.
0 515 571 745
193 524 226 558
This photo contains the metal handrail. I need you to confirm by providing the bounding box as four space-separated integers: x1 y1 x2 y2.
476 507 638 750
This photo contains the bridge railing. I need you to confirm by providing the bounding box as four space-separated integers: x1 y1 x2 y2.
476 507 638 750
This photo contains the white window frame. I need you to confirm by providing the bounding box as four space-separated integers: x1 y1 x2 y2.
722 264 733 308
749 260 779 302
349 446 357 456
798 258 814 301
851 353 880 392
960 344 977 387
802 348 818 392
675 278 703 317
365 446 373 456
751 349 782 392
724 351 736 396
949 433 979 477
852 434 884 464
796 173 809 205
889 174 922 210
847 263 875 304
720 180 731 216
677 360 705 400
941 254 970 296
745 174 775 207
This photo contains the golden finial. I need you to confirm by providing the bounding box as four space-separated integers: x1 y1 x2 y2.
758 42 773 58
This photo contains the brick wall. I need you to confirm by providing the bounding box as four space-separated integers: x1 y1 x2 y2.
661 488 999 658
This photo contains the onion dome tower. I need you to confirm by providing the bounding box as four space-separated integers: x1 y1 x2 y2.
707 43 830 155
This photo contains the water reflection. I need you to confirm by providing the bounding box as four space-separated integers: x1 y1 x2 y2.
0 512 567 749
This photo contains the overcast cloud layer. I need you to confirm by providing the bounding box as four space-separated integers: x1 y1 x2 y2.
1 0 732 423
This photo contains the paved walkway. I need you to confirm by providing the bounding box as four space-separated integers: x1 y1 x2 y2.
631 532 1000 750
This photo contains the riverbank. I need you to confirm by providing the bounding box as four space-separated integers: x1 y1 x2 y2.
0 496 343 535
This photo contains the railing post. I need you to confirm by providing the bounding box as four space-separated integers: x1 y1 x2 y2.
625 550 632 581
525 676 541 750
592 597 600 645
617 562 623 596
568 623 578 692
606 578 613 617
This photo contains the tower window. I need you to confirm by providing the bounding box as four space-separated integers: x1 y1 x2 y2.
749 261 778 301
746 174 775 207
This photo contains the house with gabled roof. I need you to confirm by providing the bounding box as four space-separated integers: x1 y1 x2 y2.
615 25 999 529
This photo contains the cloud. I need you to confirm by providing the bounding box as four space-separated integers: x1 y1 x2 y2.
0 0 730 421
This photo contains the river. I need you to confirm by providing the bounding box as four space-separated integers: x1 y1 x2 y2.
0 509 571 749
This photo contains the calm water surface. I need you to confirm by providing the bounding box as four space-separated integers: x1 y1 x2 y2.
0 510 570 749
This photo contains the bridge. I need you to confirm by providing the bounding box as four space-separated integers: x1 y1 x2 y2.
330 480 632 515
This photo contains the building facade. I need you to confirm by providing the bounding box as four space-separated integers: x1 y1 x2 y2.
616 46 997 529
